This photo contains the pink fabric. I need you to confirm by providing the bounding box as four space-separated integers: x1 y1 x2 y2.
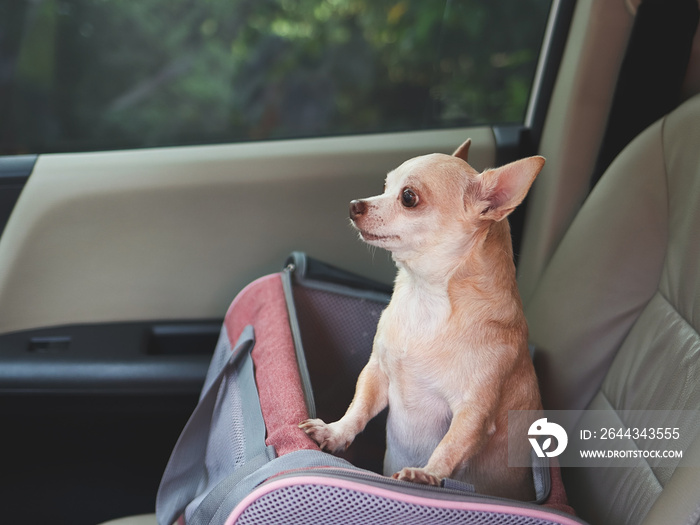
543 461 575 515
225 476 583 525
224 273 318 456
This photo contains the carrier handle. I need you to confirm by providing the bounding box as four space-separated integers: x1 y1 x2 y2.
156 326 273 525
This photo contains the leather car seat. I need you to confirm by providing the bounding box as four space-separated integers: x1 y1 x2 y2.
524 92 700 525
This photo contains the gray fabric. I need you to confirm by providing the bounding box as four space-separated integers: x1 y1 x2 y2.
156 325 262 525
191 450 357 525
441 477 476 493
281 265 316 419
200 326 233 399
531 452 551 505
184 328 275 522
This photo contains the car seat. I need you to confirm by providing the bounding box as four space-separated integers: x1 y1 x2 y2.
524 92 700 525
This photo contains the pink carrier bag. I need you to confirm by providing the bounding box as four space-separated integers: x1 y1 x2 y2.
156 252 583 525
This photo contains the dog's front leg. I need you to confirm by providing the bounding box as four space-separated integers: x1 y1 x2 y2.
393 406 492 486
300 354 389 454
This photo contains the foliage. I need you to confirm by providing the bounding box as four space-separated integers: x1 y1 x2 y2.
0 0 551 154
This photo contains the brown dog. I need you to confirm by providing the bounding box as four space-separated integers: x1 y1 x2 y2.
300 140 544 500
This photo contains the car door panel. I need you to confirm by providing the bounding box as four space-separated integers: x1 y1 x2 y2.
0 155 35 237
0 127 495 336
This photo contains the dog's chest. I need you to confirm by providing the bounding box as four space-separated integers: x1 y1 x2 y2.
380 282 451 348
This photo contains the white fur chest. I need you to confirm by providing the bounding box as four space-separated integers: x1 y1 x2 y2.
376 272 452 356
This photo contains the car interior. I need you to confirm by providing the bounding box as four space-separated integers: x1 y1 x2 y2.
1 0 700 524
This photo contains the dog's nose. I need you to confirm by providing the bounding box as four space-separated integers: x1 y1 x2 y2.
349 200 367 220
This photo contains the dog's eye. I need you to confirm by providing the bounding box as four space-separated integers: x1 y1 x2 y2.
401 188 419 208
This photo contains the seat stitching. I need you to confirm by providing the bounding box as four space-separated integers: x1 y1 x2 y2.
660 112 671 227
598 389 664 490
657 288 700 341
685 500 700 525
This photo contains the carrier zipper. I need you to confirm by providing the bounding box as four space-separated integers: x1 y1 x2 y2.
264 463 559 511
264 465 535 503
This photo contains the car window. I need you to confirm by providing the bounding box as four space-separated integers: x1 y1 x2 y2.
0 0 552 155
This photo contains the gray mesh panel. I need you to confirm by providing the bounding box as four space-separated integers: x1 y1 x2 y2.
293 285 388 472
294 285 386 411
234 483 567 525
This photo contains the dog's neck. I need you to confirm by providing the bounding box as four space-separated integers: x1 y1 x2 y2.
465 220 516 278
447 220 522 318
393 220 515 291
389 220 519 340
393 232 480 288
391 264 453 337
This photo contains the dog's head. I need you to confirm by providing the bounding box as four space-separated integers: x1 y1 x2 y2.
349 139 545 267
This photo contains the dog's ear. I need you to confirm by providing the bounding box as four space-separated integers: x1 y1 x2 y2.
478 156 545 222
452 138 471 163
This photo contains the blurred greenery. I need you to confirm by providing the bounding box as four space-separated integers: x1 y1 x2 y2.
0 0 551 154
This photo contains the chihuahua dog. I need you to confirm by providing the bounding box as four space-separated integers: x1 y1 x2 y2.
300 140 544 500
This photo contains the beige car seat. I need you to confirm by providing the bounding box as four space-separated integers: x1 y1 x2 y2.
525 92 700 525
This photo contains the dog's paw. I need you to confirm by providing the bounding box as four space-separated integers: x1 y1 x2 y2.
392 467 441 486
298 418 353 454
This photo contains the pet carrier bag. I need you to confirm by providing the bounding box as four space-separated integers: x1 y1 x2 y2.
156 252 583 525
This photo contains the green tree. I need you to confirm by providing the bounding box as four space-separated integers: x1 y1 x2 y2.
0 0 551 154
